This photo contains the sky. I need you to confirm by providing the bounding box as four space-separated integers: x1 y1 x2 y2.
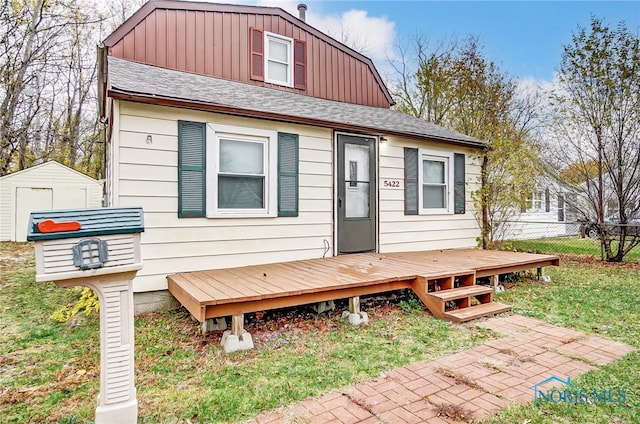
245 0 640 88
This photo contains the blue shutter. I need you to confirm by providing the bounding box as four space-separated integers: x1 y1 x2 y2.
178 121 206 218
404 148 418 215
454 153 465 214
278 132 298 217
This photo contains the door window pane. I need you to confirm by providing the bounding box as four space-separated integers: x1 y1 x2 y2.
345 182 369 218
344 143 370 218
344 144 369 182
219 139 263 174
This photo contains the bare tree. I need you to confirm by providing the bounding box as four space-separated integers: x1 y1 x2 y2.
0 0 48 175
547 18 640 261
0 0 111 177
390 35 543 247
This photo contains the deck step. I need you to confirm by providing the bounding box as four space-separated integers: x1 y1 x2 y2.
427 285 493 302
442 302 512 323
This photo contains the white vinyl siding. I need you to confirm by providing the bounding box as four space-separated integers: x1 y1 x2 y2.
113 102 333 293
112 102 485 295
378 138 482 253
0 161 102 242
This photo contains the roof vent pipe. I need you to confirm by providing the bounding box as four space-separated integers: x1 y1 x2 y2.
297 4 307 22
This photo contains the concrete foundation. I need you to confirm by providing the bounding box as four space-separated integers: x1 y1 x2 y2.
221 330 254 353
133 290 179 314
342 310 369 325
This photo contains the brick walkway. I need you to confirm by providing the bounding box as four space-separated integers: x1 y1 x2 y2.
247 315 635 424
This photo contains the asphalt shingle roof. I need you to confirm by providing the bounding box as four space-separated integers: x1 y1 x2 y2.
107 57 484 148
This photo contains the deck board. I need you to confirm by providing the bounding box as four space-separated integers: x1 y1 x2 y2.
167 249 559 322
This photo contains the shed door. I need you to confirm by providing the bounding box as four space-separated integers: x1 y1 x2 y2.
15 187 53 242
337 134 376 253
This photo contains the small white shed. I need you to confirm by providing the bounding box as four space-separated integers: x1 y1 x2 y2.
0 161 103 242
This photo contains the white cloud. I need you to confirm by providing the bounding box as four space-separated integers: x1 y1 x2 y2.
516 75 556 99
251 0 397 64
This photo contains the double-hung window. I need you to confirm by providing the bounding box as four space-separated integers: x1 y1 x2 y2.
265 32 293 86
207 124 277 217
418 150 454 214
526 191 544 212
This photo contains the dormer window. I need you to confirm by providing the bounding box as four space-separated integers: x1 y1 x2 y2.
250 27 306 90
265 32 293 86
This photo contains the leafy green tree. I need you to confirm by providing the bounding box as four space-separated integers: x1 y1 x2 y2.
392 36 542 247
549 18 640 261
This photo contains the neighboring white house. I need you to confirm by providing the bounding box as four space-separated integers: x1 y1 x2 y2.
0 161 103 242
503 184 580 241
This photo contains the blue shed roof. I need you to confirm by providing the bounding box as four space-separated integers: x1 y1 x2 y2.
27 207 144 241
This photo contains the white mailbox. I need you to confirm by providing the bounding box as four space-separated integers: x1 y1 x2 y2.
28 207 144 424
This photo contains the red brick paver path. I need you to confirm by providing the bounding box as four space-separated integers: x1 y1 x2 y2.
247 315 635 423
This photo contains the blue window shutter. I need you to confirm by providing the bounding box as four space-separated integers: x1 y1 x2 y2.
454 153 465 214
404 148 418 215
278 132 299 217
178 121 206 218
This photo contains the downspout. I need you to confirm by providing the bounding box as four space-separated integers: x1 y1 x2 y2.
481 146 489 249
97 45 109 202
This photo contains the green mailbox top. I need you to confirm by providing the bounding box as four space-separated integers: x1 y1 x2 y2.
27 207 144 241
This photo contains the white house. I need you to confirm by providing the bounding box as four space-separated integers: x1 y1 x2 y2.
98 1 486 311
0 161 103 242
503 183 580 241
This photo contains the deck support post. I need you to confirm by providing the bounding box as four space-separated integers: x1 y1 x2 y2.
311 300 335 314
201 317 227 334
537 267 552 283
220 314 254 353
490 275 504 294
342 296 368 325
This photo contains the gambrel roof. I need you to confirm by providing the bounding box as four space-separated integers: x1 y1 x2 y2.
101 0 394 108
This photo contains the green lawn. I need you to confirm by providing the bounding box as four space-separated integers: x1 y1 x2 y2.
483 262 640 424
1 242 638 423
512 236 640 262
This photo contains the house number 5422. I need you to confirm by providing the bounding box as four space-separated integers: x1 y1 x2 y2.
383 180 401 188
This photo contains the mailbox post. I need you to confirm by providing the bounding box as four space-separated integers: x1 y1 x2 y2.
27 207 144 424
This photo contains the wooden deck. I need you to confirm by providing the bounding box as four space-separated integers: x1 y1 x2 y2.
167 249 559 323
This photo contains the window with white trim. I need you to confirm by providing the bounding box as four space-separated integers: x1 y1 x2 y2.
526 191 544 212
265 32 293 87
206 124 277 217
418 149 454 214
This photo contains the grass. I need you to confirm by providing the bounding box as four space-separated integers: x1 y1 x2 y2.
0 242 493 423
1 241 639 423
483 262 640 424
511 236 640 262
